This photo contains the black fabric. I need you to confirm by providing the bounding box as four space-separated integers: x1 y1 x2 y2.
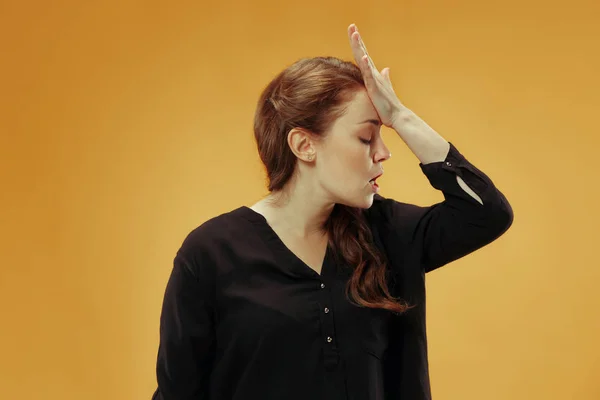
152 142 513 400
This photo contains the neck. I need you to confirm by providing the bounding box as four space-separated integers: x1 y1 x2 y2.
253 180 334 240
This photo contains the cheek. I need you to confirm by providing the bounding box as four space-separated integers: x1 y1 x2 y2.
344 143 370 171
322 145 369 183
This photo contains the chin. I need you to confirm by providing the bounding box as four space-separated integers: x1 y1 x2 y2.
336 193 375 209
360 194 375 209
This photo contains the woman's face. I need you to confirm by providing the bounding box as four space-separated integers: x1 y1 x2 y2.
315 88 391 209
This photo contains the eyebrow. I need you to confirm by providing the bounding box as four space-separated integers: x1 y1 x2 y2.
358 119 381 126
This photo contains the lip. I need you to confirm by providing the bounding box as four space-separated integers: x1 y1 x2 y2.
369 172 383 182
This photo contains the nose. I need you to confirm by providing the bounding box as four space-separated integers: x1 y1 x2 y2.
373 140 391 163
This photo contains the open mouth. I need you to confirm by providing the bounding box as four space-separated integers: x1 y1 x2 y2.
369 173 383 190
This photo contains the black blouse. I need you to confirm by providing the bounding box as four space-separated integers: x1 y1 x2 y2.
151 142 513 400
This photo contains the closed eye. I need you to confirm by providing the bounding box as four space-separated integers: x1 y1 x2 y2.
360 138 372 145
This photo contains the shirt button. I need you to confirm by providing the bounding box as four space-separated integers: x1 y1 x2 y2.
320 283 325 289
326 336 333 343
445 161 452 167
324 307 330 313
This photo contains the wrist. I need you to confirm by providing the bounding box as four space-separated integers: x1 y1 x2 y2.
390 107 417 132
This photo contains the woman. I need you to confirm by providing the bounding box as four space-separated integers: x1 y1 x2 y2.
152 24 513 400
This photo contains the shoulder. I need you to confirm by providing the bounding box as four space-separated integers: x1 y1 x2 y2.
364 195 436 269
175 207 251 274
366 194 430 231
182 207 247 244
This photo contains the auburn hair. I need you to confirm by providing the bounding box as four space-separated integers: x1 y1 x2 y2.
253 56 410 314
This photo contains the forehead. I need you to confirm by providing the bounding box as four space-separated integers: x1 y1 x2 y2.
325 89 380 135
341 89 379 122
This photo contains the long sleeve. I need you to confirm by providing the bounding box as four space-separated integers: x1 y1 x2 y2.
415 142 514 272
373 142 514 273
152 251 216 400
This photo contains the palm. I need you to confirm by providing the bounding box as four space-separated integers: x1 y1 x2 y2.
347 24 403 127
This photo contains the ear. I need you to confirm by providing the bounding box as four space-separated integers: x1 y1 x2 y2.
287 128 317 162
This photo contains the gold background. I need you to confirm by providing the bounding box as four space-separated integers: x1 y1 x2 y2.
1 0 599 399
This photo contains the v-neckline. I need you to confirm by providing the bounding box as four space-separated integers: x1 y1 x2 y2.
237 206 330 278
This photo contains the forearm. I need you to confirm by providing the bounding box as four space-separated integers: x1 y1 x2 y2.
392 108 484 204
391 108 450 165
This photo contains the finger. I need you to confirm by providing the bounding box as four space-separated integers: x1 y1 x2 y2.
347 24 358 50
348 27 372 66
361 55 376 88
357 32 377 71
349 27 378 78
350 31 365 66
381 67 392 86
348 23 357 38
357 33 369 57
